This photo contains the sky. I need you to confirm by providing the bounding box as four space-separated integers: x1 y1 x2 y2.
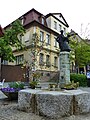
0 0 90 38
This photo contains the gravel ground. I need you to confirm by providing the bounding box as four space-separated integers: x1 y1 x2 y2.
0 99 90 120
0 88 90 120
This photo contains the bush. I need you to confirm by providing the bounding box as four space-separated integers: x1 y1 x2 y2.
9 82 25 89
70 73 87 87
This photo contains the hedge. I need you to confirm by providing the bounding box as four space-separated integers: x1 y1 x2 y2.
70 73 87 87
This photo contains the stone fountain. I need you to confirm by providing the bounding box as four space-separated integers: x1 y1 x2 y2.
18 31 90 119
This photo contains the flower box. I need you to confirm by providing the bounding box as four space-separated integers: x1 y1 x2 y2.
0 88 21 100
2 91 18 100
0 82 25 100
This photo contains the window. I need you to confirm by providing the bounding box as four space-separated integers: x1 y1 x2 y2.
46 34 50 45
41 73 43 76
46 73 50 76
18 34 23 43
46 55 50 64
54 57 58 67
40 31 44 42
46 55 50 67
16 54 24 65
24 31 30 42
59 24 62 32
21 19 24 25
20 16 24 25
18 34 23 42
2 60 8 65
41 18 44 25
39 53 44 65
87 65 90 71
46 55 50 62
54 21 57 29
63 27 66 35
54 37 57 47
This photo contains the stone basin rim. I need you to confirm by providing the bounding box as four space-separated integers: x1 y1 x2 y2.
19 89 89 95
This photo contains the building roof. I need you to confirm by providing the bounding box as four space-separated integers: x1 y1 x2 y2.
4 8 69 30
69 29 87 43
20 8 47 26
45 13 69 27
4 8 47 29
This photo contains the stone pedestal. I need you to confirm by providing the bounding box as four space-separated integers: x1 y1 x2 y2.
18 89 90 119
59 51 70 88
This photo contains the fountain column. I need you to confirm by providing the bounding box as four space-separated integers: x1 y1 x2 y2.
59 51 70 88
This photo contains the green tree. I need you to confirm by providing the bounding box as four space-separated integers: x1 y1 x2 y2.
75 42 90 67
69 35 90 73
0 19 25 80
0 20 25 61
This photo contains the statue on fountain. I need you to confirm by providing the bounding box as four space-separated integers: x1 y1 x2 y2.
56 30 71 52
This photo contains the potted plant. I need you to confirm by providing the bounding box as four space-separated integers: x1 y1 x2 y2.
0 82 25 100
29 72 41 89
29 81 38 89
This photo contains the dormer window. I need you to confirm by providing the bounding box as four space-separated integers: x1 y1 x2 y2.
21 19 24 25
42 17 44 25
54 21 57 29
59 24 62 32
20 16 25 25
63 27 66 35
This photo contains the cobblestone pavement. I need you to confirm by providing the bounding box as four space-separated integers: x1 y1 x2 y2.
0 99 90 120
0 88 90 120
0 98 43 120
